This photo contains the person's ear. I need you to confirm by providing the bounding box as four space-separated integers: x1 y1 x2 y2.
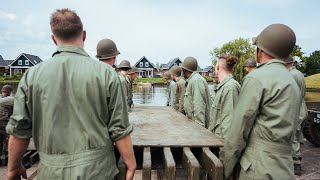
51 35 58 46
82 30 86 42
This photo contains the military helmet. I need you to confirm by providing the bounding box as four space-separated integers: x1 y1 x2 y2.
252 24 296 60
163 71 171 79
169 65 182 77
128 66 138 74
96 38 120 60
243 58 257 67
283 56 294 64
118 60 132 70
1 85 13 93
182 56 198 72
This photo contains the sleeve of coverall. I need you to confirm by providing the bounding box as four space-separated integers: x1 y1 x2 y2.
121 79 129 102
6 72 32 139
219 89 239 140
108 75 133 142
179 83 185 112
219 77 262 179
192 81 207 127
170 82 176 107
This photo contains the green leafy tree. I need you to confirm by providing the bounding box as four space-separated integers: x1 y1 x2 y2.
210 38 255 81
305 50 320 76
291 45 307 72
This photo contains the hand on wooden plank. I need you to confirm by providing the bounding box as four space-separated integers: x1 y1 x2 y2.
7 163 27 180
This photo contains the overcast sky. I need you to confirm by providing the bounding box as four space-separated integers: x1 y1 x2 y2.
0 0 319 68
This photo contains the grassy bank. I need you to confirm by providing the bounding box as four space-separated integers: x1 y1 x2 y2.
305 73 320 89
134 77 213 83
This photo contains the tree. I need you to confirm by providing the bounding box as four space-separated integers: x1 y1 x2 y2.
305 50 320 76
210 38 255 81
291 45 307 73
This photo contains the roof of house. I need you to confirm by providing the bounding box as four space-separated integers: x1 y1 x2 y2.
203 66 213 72
160 57 181 70
0 55 6 67
134 56 156 68
5 60 14 65
22 53 43 65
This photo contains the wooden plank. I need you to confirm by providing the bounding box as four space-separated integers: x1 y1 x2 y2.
116 157 126 180
26 169 37 180
199 147 223 180
182 147 199 180
163 147 176 180
142 147 151 180
129 106 224 147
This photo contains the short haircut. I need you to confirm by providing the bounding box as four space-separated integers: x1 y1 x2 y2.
50 8 83 41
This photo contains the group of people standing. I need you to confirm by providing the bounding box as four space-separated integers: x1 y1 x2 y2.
2 8 307 180
164 25 307 179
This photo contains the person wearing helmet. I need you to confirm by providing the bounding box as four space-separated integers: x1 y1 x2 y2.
181 56 210 127
208 55 241 140
169 66 185 111
220 24 301 180
242 58 257 73
210 71 219 102
127 66 138 108
284 56 308 175
118 60 132 109
6 9 136 180
1 85 13 98
163 71 176 107
96 38 120 68
0 97 14 157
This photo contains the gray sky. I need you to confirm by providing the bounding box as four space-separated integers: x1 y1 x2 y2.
0 0 319 68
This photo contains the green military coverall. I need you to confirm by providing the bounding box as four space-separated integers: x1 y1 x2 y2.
167 80 176 107
289 66 308 164
0 97 14 134
174 77 186 112
6 46 133 179
184 72 210 127
119 74 131 108
208 74 240 139
220 60 301 180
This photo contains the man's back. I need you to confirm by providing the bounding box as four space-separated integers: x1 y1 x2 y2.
221 59 301 179
7 46 132 179
289 66 306 97
184 72 210 127
0 97 14 134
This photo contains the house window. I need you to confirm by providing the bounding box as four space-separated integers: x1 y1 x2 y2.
5 67 9 69
14 69 22 75
25 60 29 65
140 62 143 67
174 63 177 66
18 60 22 65
145 62 149 67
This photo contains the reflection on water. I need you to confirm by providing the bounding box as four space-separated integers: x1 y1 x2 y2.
132 83 215 106
132 84 167 106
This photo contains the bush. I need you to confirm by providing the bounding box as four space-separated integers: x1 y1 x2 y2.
3 73 23 81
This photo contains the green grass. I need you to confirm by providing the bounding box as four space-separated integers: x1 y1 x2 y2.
305 73 320 89
134 78 166 83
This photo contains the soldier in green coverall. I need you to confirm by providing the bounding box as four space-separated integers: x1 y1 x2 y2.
220 24 301 180
182 56 210 127
6 9 136 180
163 71 176 107
284 56 308 176
208 55 241 139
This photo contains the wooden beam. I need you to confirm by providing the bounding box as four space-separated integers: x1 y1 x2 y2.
116 157 126 180
163 147 176 180
199 147 223 180
182 147 200 180
143 147 151 180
